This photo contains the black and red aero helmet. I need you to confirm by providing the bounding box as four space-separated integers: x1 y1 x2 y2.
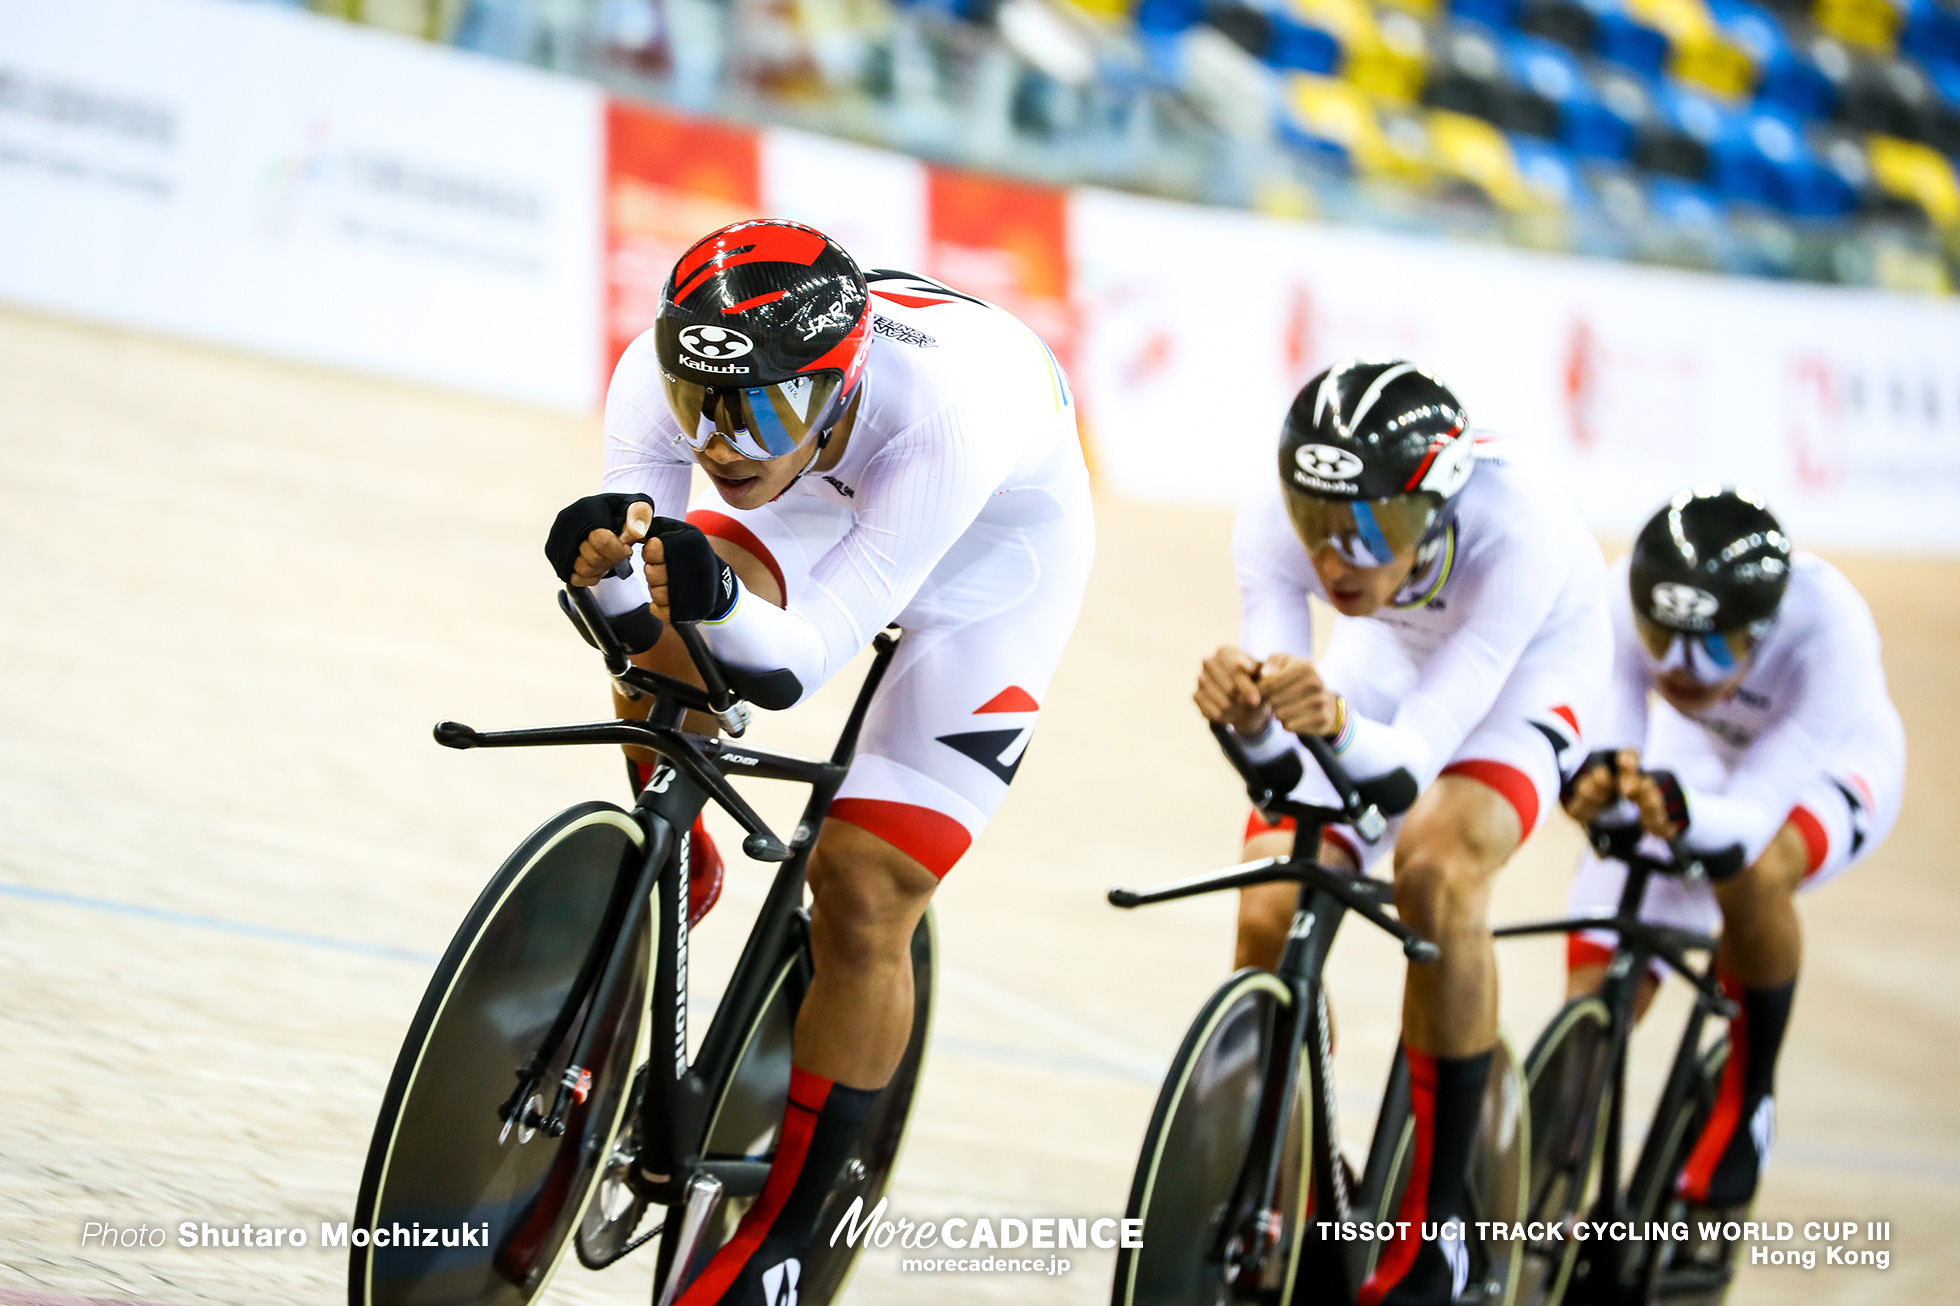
655 219 872 460
1277 359 1475 567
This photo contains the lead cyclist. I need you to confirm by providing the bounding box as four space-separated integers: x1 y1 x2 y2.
1193 360 1611 1306
544 219 1094 1306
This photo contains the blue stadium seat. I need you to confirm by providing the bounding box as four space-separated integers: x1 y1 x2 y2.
1645 173 1727 224
1268 13 1344 72
1903 0 1960 69
1512 132 1594 204
1453 0 1523 34
1705 0 1836 117
1709 107 1856 213
1136 0 1206 34
1588 0 1672 78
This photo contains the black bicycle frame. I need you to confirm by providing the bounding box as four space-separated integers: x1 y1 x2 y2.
434 590 902 1210
1492 825 1740 1294
1110 724 1431 1299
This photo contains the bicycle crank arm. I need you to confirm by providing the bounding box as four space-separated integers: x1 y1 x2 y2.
656 1172 727 1306
697 1158 772 1197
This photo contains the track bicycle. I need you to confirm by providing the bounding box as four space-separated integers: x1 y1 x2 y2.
349 588 933 1306
1495 822 1745 1306
1109 724 1530 1306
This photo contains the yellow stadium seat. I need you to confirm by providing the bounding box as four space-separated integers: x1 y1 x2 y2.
1620 0 1757 96
1671 31 1757 96
1286 73 1433 179
1348 9 1429 102
1279 0 1428 100
1426 109 1535 211
1813 0 1900 51
1867 134 1960 227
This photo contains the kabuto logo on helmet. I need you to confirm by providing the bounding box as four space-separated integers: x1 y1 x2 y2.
679 325 755 360
1650 582 1720 630
1293 444 1365 494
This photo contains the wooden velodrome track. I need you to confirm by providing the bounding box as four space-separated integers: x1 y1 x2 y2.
1 305 1954 1306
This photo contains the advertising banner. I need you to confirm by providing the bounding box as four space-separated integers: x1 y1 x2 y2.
1070 186 1960 552
605 100 761 381
926 164 1077 400
0 0 601 409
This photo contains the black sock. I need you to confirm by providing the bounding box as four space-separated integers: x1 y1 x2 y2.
673 1067 878 1305
766 1071 878 1245
1362 1047 1491 1305
1681 973 1795 1206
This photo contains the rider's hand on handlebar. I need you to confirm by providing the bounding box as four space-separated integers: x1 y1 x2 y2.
1620 755 1686 840
1194 646 1269 736
551 494 654 588
642 518 739 623
1257 652 1341 737
1560 748 1629 825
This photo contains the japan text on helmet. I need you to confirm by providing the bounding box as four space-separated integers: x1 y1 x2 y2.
655 219 872 463
1629 485 1792 681
1277 359 1476 568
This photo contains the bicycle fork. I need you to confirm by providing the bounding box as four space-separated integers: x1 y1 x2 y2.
497 815 673 1144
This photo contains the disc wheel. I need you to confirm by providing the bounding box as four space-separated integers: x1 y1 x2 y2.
350 803 654 1306
1517 997 1613 1306
656 910 936 1305
1636 1039 1734 1306
1112 970 1310 1306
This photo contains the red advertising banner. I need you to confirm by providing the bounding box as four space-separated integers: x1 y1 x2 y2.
604 100 762 383
925 166 1075 377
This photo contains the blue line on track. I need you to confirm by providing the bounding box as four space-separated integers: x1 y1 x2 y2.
0 881 440 965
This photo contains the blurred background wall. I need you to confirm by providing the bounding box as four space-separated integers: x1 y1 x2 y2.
4 0 1960 549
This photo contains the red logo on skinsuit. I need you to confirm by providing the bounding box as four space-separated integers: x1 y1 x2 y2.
974 686 1039 714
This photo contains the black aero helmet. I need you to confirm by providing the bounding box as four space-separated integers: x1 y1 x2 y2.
1629 485 1791 678
1277 359 1476 567
655 218 872 463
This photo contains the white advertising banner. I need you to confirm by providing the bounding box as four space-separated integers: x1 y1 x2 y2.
1071 187 1960 553
0 0 601 409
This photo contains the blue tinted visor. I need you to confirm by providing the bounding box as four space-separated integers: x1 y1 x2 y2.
662 371 847 462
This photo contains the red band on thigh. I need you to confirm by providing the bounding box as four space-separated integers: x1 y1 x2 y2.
1243 810 1360 864
826 799 973 879
1440 759 1540 840
1566 935 1614 972
1787 804 1829 879
688 509 788 602
1244 809 1294 841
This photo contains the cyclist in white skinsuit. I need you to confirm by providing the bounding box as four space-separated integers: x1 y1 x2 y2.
1562 486 1905 1214
1232 433 1607 867
549 220 1092 1306
601 276 1091 848
1196 361 1609 1306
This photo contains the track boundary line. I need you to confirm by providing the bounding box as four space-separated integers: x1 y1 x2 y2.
0 881 440 965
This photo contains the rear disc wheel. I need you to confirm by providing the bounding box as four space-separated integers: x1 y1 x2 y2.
657 911 937 1306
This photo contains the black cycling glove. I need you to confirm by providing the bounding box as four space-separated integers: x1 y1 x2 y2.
544 493 654 583
1559 748 1619 807
1645 769 1692 834
647 517 739 623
